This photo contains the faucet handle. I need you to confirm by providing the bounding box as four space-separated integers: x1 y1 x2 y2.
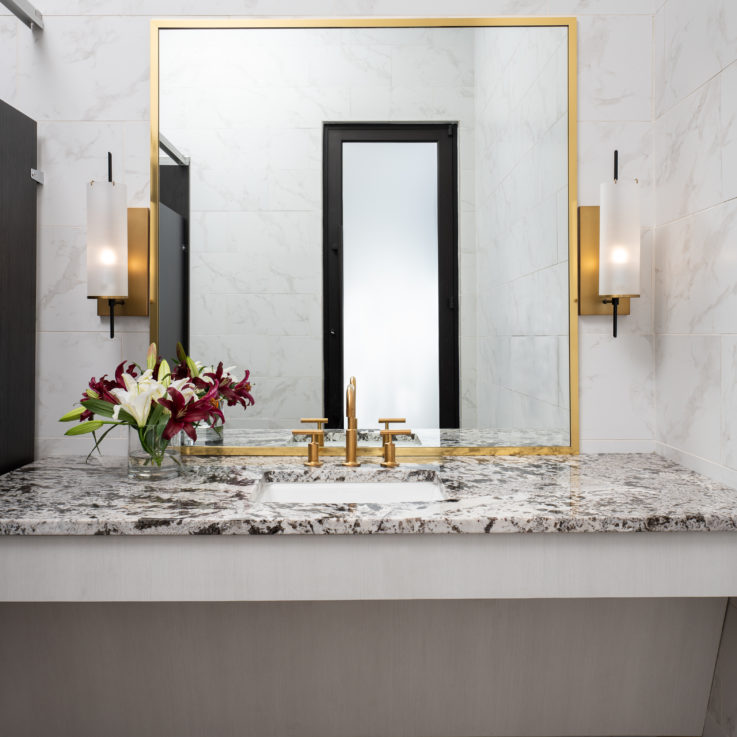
301 417 328 446
378 428 411 468
292 429 324 467
378 418 406 427
378 418 408 446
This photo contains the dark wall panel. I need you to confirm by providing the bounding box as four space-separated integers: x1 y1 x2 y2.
0 100 37 474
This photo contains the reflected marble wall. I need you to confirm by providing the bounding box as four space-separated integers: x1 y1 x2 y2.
653 0 737 485
0 0 661 455
474 27 569 435
160 27 477 429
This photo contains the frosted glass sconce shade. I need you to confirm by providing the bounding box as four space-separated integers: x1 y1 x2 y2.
598 180 640 298
86 181 128 299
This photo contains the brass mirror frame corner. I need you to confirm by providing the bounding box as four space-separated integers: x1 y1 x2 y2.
149 16 579 458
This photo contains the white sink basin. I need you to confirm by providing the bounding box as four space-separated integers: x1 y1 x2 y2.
256 480 445 505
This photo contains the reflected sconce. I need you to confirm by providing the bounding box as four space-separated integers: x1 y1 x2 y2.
578 150 640 338
87 152 149 338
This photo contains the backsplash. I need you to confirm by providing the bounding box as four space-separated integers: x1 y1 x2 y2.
0 0 658 457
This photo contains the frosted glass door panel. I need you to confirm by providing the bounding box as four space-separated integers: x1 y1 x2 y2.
343 142 439 429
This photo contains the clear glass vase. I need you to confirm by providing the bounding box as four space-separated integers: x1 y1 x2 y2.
199 416 225 445
180 412 225 447
127 424 181 480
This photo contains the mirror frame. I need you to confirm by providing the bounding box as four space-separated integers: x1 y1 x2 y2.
149 16 579 457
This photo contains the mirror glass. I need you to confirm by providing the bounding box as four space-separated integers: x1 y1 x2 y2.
157 23 573 447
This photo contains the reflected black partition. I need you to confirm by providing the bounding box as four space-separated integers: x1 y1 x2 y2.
158 163 190 361
158 202 188 362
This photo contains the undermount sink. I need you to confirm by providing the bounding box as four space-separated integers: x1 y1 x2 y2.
254 470 446 504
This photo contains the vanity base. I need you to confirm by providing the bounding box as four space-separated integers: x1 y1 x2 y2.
3 532 737 602
0 598 724 737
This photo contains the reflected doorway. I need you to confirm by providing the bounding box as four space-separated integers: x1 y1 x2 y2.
323 123 459 429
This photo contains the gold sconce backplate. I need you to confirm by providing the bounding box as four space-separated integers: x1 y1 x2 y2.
97 208 150 317
577 206 630 316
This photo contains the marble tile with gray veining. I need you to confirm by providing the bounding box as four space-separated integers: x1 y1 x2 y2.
1 454 736 536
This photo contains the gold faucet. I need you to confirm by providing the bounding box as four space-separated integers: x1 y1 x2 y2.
292 418 328 467
378 418 412 468
343 376 360 467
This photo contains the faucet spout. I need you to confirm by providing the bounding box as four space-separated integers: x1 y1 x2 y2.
346 375 356 421
343 376 360 467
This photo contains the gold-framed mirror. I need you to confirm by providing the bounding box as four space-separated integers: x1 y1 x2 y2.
149 17 579 457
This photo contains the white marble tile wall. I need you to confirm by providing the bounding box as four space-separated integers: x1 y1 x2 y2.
0 0 663 454
575 10 655 453
653 0 737 485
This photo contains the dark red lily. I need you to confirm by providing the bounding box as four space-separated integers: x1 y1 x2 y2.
194 363 255 409
114 361 139 389
157 383 225 441
79 361 139 421
171 362 191 381
228 371 255 408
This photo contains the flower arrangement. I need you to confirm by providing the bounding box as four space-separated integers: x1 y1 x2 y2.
59 343 254 477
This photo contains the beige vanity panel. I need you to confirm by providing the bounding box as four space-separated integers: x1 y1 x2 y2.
0 597 724 737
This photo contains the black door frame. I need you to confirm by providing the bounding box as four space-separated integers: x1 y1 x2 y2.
323 123 460 428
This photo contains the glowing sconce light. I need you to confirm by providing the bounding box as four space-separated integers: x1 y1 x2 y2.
598 150 640 338
87 152 128 338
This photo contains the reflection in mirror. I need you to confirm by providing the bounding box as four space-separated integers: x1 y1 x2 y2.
157 24 572 447
343 140 441 428
157 137 190 361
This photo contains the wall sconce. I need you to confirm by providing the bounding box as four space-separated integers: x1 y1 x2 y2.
87 153 150 338
87 153 128 338
578 150 641 338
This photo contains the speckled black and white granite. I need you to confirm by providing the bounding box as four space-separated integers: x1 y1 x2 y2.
1 453 736 536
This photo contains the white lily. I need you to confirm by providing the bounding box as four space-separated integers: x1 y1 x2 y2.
169 377 198 403
110 371 167 427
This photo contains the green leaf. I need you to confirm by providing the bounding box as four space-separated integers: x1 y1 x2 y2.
81 398 116 418
86 424 118 463
148 402 168 430
59 406 85 422
117 408 137 425
65 420 104 436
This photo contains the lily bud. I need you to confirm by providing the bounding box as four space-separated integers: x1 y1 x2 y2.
158 359 171 388
146 343 157 371
59 406 86 422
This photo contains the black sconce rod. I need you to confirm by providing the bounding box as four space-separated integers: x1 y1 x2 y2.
614 149 618 183
602 297 620 338
107 151 112 183
107 299 124 340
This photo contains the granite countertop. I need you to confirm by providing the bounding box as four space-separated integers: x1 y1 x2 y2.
1 453 736 536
